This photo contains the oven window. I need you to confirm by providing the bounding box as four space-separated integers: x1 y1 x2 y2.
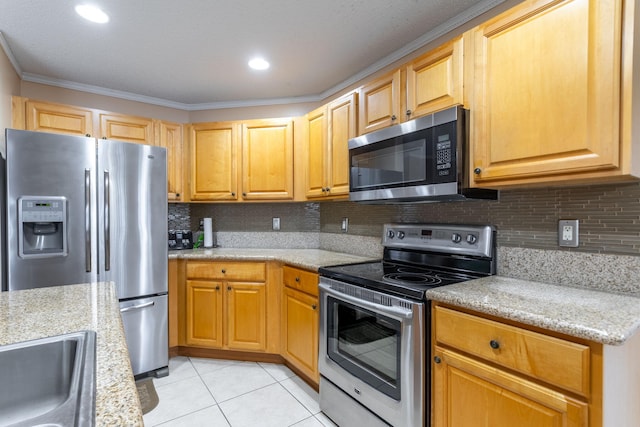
350 137 427 190
326 296 401 400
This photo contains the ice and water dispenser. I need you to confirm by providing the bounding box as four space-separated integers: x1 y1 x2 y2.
18 196 67 258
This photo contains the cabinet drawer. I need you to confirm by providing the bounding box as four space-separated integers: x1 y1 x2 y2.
283 266 318 297
434 305 590 396
186 261 266 281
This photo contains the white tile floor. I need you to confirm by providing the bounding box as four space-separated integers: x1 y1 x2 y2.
144 357 337 427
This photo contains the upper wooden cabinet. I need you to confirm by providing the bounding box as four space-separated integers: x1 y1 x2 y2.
305 93 356 199
357 37 465 135
18 98 94 137
470 0 630 187
189 118 294 202
189 122 240 201
358 69 401 135
99 113 154 144
405 35 464 120
156 120 184 202
242 118 294 200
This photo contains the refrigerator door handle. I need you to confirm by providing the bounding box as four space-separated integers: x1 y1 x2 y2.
85 169 92 272
120 301 155 313
104 170 111 271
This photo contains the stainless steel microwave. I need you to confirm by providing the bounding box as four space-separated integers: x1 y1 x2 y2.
348 106 497 203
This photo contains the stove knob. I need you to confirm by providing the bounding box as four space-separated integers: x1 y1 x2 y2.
466 234 478 245
451 233 462 244
397 231 405 240
387 230 395 239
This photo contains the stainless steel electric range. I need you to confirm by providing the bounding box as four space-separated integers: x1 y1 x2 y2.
318 223 496 427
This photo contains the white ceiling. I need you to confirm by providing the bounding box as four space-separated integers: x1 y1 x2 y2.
0 0 506 111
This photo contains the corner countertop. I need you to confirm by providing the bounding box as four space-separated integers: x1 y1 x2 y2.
0 282 143 426
168 248 377 271
425 275 640 346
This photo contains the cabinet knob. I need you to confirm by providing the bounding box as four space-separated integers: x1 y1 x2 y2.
231 192 236 197
85 133 91 137
406 109 412 117
242 192 247 197
176 193 180 197
215 285 220 290
312 304 317 310
221 269 226 274
434 356 442 364
391 114 397 121
227 286 232 291
489 340 500 349
295 277 300 282
474 167 482 175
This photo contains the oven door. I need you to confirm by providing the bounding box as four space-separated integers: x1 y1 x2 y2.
319 278 425 427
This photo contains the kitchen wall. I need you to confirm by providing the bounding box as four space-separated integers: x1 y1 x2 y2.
0 45 21 153
171 181 640 256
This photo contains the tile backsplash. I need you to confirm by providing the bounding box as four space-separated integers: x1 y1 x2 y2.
169 181 640 256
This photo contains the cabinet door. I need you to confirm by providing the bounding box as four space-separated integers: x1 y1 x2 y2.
186 280 223 348
282 287 319 382
327 93 356 197
358 69 401 134
226 282 266 351
433 347 588 427
405 36 464 119
24 100 94 137
99 113 154 144
158 121 183 201
305 106 328 198
242 119 294 200
168 259 178 349
470 0 622 186
190 122 240 201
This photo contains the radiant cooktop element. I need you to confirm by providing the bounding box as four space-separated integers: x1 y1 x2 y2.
319 223 496 300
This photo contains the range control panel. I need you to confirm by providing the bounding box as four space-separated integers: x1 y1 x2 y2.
382 223 495 258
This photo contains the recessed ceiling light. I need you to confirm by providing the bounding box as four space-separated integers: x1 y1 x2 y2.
248 58 270 71
75 4 109 23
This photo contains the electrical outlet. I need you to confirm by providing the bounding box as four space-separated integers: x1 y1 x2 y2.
558 219 579 247
341 217 349 233
272 217 280 231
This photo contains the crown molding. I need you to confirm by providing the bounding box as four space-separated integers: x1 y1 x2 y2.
15 0 505 112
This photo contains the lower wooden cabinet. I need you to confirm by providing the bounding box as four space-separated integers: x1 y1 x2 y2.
432 304 600 427
185 261 267 352
281 266 319 383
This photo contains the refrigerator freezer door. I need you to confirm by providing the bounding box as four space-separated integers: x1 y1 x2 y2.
120 295 168 376
97 140 167 299
6 129 98 290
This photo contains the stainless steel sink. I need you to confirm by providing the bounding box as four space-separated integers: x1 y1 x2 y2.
0 330 97 427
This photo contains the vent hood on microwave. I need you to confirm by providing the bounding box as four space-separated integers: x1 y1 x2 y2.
348 106 498 204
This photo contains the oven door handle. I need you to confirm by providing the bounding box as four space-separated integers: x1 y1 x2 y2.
319 282 414 320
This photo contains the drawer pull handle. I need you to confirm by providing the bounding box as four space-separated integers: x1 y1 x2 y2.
490 340 500 349
433 356 441 364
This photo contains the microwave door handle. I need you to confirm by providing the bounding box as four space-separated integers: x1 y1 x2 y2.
104 170 110 272
85 169 92 272
319 282 413 320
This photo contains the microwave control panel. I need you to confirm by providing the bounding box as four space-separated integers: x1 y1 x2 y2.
433 121 457 182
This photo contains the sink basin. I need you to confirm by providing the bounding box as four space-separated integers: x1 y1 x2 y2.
0 330 96 427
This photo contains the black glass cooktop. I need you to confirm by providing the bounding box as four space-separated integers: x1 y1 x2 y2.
319 260 486 300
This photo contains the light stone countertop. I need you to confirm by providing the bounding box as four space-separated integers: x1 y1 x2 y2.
425 276 640 346
168 248 377 271
0 282 143 426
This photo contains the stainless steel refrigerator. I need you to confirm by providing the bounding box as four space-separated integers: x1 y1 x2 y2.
4 128 168 377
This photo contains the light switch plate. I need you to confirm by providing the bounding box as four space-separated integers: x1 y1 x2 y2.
558 219 579 247
272 217 280 231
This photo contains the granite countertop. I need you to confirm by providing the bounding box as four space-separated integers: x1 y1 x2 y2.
169 247 377 271
426 275 640 346
0 282 143 426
